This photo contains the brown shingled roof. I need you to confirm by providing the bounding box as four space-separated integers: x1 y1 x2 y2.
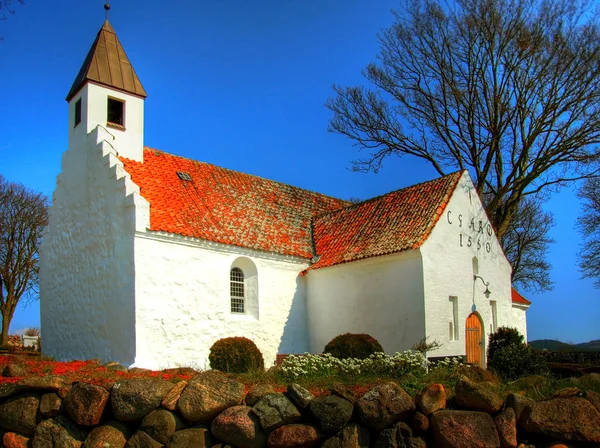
66 20 147 101
309 171 463 269
120 148 349 258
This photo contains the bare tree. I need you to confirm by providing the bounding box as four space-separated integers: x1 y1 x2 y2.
500 197 555 291
577 176 600 287
0 175 48 346
327 0 600 289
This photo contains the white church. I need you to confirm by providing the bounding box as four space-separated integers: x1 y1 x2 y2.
40 19 530 370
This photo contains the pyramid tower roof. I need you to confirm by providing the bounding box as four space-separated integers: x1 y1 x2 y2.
66 20 147 101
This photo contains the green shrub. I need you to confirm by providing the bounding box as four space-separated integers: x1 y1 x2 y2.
487 327 524 362
323 333 384 360
489 343 549 381
209 337 264 373
487 327 548 381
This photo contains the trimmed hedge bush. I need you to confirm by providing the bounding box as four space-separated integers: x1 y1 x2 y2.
323 333 384 360
209 337 264 373
487 327 548 381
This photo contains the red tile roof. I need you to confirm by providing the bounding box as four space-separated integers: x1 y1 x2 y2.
512 288 531 305
309 171 463 270
120 148 349 258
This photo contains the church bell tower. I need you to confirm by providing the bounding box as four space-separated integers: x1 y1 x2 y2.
65 9 147 162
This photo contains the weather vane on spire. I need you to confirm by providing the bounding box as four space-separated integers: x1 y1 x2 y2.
104 1 110 20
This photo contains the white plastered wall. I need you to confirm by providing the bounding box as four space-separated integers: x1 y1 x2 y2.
306 251 425 355
68 83 145 162
420 172 514 361
511 304 529 342
40 126 147 364
132 233 310 370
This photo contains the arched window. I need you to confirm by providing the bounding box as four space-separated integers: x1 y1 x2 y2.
229 257 259 319
230 267 245 313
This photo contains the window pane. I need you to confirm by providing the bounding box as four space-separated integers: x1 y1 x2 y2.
230 268 245 313
107 98 124 125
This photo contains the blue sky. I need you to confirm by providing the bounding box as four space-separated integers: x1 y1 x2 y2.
0 1 597 343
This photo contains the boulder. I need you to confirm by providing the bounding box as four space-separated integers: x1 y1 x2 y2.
167 427 212 448
3 432 32 448
82 421 130 448
161 367 199 377
510 375 547 391
410 412 429 433
0 383 28 400
40 392 63 418
308 395 353 434
124 431 162 448
210 405 266 448
356 382 415 432
505 393 534 424
459 365 499 384
430 410 500 448
0 393 40 436
330 384 356 404
253 393 302 432
584 390 600 413
19 376 70 392
494 407 517 448
177 372 245 424
58 386 72 399
266 424 320 448
455 377 503 414
578 373 600 390
415 383 446 415
287 384 314 409
64 383 110 426
128 368 151 375
521 397 600 443
111 378 173 422
32 415 88 448
102 362 128 372
2 364 27 377
320 424 369 448
549 387 580 399
373 422 417 448
140 409 185 445
246 384 276 407
161 381 187 411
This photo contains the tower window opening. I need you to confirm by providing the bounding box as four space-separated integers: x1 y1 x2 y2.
74 99 82 127
107 98 124 127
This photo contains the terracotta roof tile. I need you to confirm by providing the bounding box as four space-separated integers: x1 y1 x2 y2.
512 288 531 305
309 171 463 269
120 148 348 258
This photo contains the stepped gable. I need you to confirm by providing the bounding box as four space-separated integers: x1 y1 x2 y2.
120 148 349 258
511 288 531 305
310 171 463 270
66 20 147 101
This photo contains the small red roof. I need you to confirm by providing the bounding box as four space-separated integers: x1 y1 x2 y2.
309 171 463 269
121 149 348 258
512 288 531 305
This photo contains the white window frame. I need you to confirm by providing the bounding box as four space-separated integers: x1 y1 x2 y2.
230 267 245 314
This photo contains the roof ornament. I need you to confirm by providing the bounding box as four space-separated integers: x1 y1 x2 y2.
104 1 110 20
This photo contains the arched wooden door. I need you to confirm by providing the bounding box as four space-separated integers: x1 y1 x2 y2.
465 313 483 365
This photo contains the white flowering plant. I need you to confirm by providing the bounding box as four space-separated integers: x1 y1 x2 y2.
277 351 436 382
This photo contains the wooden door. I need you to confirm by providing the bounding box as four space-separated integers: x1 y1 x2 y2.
465 313 483 365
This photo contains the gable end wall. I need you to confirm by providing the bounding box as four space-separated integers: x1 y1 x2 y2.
40 127 144 364
420 172 514 360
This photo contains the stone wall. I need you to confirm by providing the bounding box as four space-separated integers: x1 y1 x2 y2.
539 350 600 365
0 370 599 448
